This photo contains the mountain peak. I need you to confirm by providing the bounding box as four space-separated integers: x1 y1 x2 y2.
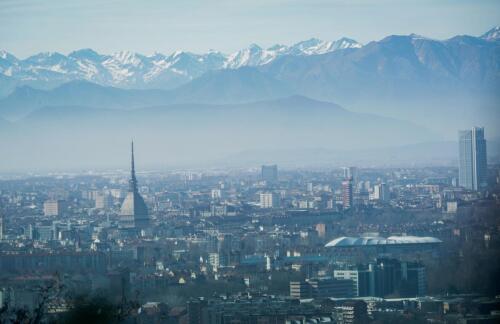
109 51 144 66
247 43 263 51
69 48 99 56
481 26 500 41
280 37 362 56
331 37 362 50
292 38 323 49
299 38 322 45
0 50 18 62
68 48 103 61
171 50 187 58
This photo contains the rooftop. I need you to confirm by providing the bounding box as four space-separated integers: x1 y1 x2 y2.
325 235 442 248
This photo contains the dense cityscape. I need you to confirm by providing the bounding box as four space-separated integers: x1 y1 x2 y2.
2 1 500 323
0 127 499 323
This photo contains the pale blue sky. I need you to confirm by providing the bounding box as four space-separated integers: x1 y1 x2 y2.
1 0 499 58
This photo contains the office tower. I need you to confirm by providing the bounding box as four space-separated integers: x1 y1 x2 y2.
343 167 358 185
120 142 149 229
43 200 67 217
261 164 278 182
373 258 400 297
31 224 55 241
334 268 375 297
342 178 353 209
260 192 280 208
372 183 390 202
459 127 487 190
402 262 427 297
371 185 380 200
95 194 113 209
371 258 427 297
0 215 3 240
380 183 390 201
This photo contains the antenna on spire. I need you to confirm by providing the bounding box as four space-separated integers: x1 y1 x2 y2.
129 140 137 192
131 140 135 175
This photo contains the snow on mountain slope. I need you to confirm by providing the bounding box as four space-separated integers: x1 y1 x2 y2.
224 38 362 68
0 37 362 91
481 26 500 41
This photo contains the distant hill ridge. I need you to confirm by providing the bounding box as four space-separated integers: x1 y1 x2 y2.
0 27 499 141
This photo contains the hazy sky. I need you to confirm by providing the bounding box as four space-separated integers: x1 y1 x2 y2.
1 0 499 58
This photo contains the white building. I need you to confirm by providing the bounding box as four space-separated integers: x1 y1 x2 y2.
260 192 280 208
43 200 66 217
211 189 222 200
208 253 220 271
371 183 390 202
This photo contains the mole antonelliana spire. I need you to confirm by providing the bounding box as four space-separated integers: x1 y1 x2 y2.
120 141 149 229
129 141 138 192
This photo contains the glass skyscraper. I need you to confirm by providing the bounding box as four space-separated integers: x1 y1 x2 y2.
458 127 487 191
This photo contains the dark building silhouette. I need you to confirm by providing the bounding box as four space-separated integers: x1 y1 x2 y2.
261 164 278 182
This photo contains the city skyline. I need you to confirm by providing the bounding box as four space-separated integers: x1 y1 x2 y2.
0 2 499 322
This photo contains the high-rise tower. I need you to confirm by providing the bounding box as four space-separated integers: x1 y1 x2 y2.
342 178 353 209
261 165 278 183
120 141 149 229
459 127 487 191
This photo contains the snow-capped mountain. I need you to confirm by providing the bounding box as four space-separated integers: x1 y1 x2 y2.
224 38 362 69
288 37 361 55
481 26 500 41
2 27 496 97
0 37 362 92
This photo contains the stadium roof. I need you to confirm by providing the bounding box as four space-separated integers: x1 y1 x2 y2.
325 235 442 248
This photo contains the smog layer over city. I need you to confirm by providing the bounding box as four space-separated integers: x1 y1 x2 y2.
0 1 499 323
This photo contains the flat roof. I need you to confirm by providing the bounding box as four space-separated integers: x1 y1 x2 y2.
325 235 442 248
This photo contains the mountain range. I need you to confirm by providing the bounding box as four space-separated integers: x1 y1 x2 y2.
0 37 361 96
0 28 498 121
1 28 498 99
0 27 499 171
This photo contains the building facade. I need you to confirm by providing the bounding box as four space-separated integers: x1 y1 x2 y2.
260 192 280 209
459 127 487 191
43 200 67 217
342 179 353 209
261 165 278 182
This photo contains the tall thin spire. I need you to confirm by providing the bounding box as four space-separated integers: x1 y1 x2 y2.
129 141 138 192
120 140 149 230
